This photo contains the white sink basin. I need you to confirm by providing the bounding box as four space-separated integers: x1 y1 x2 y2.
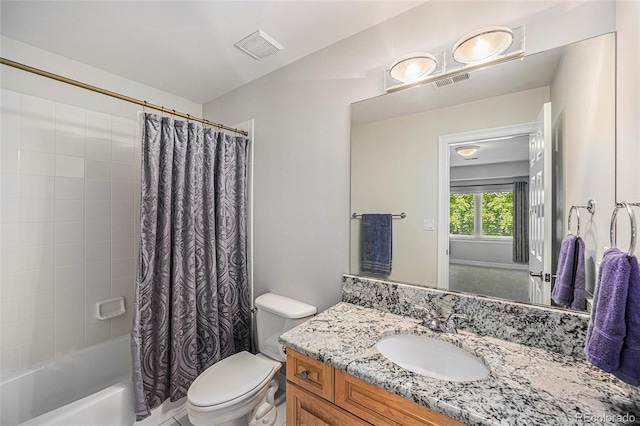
376 334 489 382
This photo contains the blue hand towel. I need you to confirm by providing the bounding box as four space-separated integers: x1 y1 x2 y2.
614 255 640 386
360 214 392 276
552 234 585 307
585 248 630 374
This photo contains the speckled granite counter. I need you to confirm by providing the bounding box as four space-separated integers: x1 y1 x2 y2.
279 302 640 426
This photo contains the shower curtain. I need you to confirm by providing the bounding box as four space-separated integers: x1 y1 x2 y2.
131 113 250 420
513 181 529 263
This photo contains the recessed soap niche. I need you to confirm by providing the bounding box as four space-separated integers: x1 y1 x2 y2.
96 297 126 320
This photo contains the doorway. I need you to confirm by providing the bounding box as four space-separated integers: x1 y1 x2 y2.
437 122 535 302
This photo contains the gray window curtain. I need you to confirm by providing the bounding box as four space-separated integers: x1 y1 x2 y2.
513 181 529 263
131 113 250 420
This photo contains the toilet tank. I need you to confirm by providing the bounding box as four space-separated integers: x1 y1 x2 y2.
255 293 316 362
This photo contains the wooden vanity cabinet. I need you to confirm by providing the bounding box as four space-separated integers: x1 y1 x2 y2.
286 349 464 426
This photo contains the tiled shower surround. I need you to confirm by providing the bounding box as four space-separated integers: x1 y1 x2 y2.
342 274 591 358
0 89 140 375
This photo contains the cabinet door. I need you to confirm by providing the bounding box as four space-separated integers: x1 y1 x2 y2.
287 382 370 426
335 370 464 426
287 349 335 402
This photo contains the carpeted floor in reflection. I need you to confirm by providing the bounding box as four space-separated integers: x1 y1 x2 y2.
449 264 529 303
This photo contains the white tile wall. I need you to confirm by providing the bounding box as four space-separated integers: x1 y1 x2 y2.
86 138 112 160
55 155 85 178
0 89 139 375
55 177 85 199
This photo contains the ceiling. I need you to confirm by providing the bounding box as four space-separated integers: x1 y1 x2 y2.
0 1 424 104
449 135 529 168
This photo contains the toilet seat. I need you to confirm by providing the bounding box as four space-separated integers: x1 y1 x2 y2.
187 351 280 409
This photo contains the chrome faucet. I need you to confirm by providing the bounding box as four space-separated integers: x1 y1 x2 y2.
442 313 468 334
413 305 442 331
413 305 467 334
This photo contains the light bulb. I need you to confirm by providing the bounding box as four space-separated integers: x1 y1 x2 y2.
472 36 492 60
389 53 437 83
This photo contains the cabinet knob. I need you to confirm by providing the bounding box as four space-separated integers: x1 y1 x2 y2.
300 370 309 380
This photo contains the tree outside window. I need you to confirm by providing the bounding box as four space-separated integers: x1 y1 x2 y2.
450 193 474 235
450 191 513 238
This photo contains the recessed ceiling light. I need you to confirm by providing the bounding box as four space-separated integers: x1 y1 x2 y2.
455 146 480 157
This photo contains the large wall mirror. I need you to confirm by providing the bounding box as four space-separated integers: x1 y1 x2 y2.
350 32 615 311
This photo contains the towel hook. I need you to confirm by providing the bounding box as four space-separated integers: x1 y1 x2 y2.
610 202 637 257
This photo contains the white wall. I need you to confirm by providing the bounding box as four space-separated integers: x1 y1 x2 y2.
350 87 548 285
0 37 202 375
203 1 616 312
550 34 616 293
0 36 201 118
615 0 640 256
451 161 528 182
450 240 522 268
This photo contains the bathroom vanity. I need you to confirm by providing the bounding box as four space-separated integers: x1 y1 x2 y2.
280 299 640 425
286 348 462 425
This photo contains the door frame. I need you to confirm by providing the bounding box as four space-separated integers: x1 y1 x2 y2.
437 122 535 290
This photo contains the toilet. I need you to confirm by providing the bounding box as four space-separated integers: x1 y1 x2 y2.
187 293 316 426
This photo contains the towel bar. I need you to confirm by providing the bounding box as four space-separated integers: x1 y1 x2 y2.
351 212 406 219
609 202 639 256
568 199 596 236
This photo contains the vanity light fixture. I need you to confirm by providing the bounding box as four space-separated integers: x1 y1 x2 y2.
389 52 438 83
455 146 480 157
384 25 524 93
452 26 514 65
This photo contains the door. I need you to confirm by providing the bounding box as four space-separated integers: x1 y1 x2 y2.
528 103 553 304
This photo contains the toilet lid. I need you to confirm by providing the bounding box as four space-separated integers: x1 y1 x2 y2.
188 351 279 407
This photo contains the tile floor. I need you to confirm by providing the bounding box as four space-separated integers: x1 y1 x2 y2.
157 408 193 426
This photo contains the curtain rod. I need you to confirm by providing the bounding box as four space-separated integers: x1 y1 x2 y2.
0 57 248 137
450 182 524 188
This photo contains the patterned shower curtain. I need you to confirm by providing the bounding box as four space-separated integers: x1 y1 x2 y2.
131 113 250 420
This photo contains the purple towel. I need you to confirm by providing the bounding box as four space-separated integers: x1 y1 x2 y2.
614 254 640 386
585 248 631 375
552 234 586 308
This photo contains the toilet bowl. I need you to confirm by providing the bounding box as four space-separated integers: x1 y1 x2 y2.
187 293 316 426
187 352 281 426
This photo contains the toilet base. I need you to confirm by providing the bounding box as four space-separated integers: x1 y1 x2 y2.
214 419 249 426
189 378 280 426
247 378 279 426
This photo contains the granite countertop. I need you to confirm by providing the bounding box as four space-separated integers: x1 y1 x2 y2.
279 302 640 426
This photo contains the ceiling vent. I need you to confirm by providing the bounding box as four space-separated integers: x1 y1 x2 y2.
234 30 284 61
433 72 470 88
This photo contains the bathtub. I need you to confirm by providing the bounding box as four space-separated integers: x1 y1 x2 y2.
16 379 187 426
1 335 132 426
1 335 187 426
19 379 136 426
